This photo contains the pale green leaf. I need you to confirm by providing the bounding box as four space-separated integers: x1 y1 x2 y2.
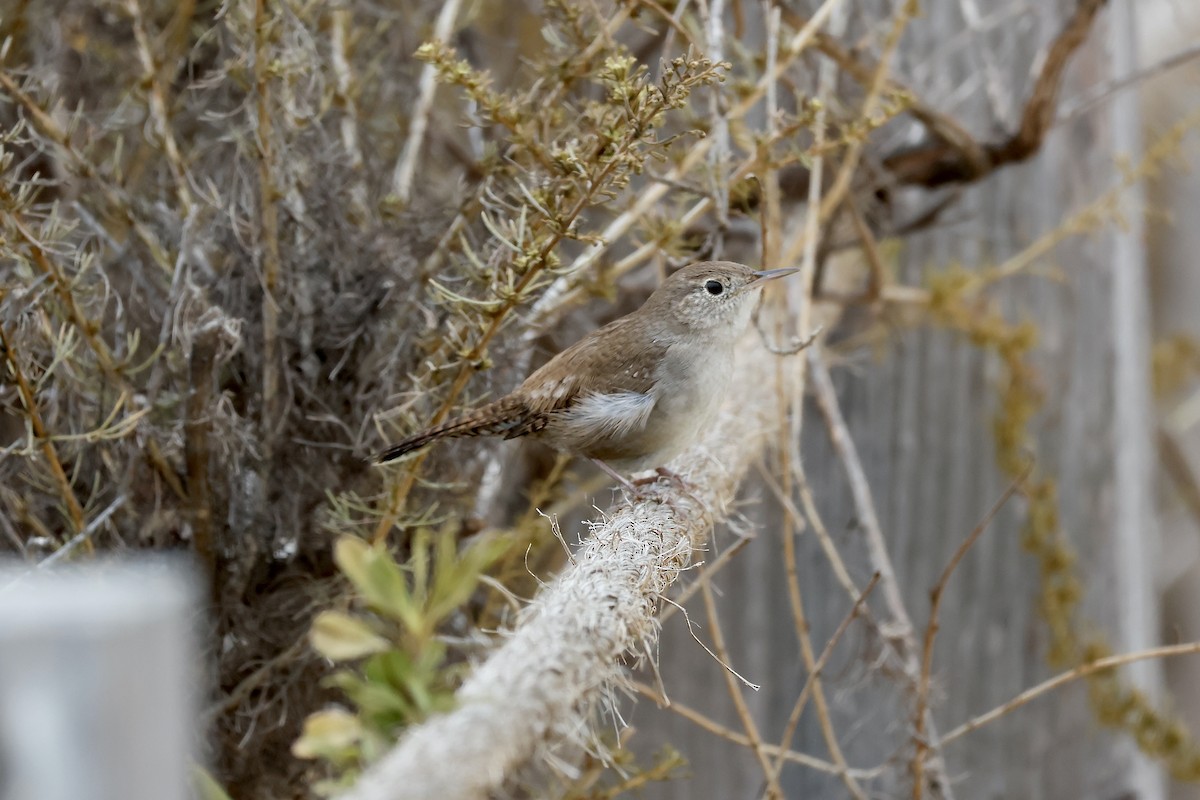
292 708 362 760
310 611 391 661
333 536 418 628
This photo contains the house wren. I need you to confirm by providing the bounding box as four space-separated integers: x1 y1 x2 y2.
375 261 797 487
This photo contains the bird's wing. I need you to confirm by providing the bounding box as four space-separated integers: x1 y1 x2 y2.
506 315 666 439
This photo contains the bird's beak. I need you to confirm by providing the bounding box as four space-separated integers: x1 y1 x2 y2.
751 267 800 283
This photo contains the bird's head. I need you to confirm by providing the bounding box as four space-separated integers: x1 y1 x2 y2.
643 261 798 338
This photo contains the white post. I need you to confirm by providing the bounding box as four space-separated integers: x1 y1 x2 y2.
0 561 197 800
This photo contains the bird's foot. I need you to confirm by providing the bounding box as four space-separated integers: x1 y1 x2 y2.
591 460 705 508
632 466 684 487
632 466 706 508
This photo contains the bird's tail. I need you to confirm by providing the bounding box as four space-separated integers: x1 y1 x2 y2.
374 398 530 464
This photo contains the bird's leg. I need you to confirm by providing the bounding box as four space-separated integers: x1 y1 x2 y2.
589 457 639 494
590 460 706 510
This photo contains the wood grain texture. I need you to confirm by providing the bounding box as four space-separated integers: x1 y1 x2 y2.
632 1 1166 796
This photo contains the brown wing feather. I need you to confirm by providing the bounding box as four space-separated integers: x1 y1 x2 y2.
501 410 549 439
374 397 530 462
516 314 666 419
376 314 665 463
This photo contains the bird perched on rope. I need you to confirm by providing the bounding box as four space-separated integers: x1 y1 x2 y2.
375 261 797 490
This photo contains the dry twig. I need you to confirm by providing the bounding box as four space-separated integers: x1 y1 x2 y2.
0 324 88 550
254 0 285 469
942 642 1200 745
630 681 880 778
912 471 1028 799
808 348 955 799
529 0 851 325
882 0 1111 188
700 581 786 800
391 0 463 203
768 573 881 786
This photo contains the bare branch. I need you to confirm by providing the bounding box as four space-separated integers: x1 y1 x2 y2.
780 0 918 269
768 573 881 787
913 471 1027 799
700 581 784 799
529 0 851 326
630 681 880 778
943 642 1200 745
254 0 284 469
121 0 195 214
391 0 463 203
0 324 88 550
882 0 1110 188
1060 40 1200 123
808 348 955 799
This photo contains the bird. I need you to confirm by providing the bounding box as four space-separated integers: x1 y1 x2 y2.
375 261 798 489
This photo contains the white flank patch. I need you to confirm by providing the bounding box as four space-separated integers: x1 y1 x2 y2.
563 391 656 443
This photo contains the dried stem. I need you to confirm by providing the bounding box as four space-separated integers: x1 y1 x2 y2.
768 573 881 788
391 0 462 203
843 194 886 302
762 8 864 793
774 5 988 174
1058 39 1200 123
701 0 730 255
417 5 635 279
759 458 861 601
942 642 1200 745
635 0 698 50
122 0 195 215
771 499 865 800
808 348 955 799
658 534 751 624
0 324 89 550
630 681 876 777
700 581 785 800
330 2 369 219
0 67 177 271
185 325 220 587
760 2 783 274
966 107 1200 294
912 472 1027 800
881 0 1111 188
780 0 916 269
253 0 284 465
530 0 851 325
0 183 184 500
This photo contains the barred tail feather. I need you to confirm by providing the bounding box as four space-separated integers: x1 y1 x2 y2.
374 399 529 464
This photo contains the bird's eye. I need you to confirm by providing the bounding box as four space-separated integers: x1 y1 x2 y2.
705 280 724 296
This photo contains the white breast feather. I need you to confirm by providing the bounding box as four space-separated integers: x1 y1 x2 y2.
561 391 656 445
